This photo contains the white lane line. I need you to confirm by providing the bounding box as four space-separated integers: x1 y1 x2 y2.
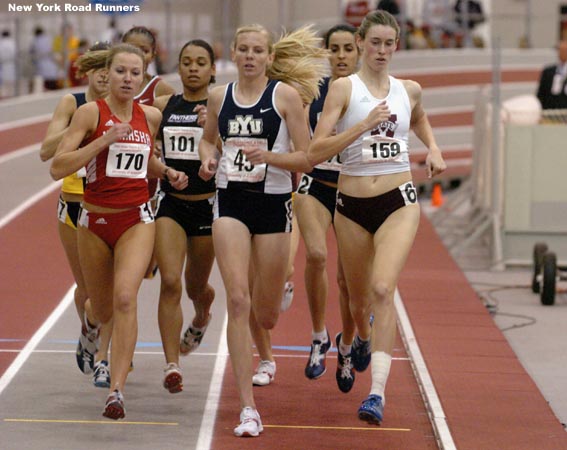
395 289 457 450
0 114 51 132
0 349 411 361
0 143 41 165
0 181 61 230
196 313 228 450
0 286 75 396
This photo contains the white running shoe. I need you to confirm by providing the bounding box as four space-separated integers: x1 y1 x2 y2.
252 360 276 386
163 362 183 394
280 281 294 312
180 314 212 355
234 407 263 437
93 360 111 388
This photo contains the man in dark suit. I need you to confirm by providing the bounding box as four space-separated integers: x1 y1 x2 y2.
537 40 567 110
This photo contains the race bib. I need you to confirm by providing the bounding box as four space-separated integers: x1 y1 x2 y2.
106 142 150 178
296 173 313 194
361 135 408 164
163 126 202 161
224 137 268 183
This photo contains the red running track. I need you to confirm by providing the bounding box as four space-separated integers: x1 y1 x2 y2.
211 232 438 449
207 217 567 449
0 189 73 374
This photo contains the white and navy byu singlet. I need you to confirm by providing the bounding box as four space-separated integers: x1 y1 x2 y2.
159 94 215 196
217 79 292 194
337 74 411 176
308 77 341 184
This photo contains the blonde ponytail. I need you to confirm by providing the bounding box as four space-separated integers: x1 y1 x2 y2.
268 25 329 104
74 49 109 78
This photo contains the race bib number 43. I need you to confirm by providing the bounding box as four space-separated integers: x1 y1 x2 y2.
106 142 150 178
361 135 408 164
163 126 202 160
224 137 268 183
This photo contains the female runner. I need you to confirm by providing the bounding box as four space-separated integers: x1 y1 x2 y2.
295 24 359 390
152 39 217 393
198 25 326 437
309 10 446 424
51 43 187 419
40 42 114 386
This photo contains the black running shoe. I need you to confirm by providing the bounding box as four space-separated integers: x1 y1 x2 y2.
335 333 355 393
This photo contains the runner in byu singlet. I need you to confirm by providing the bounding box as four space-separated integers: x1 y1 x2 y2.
198 25 327 438
50 43 187 421
152 40 217 396
309 10 446 426
216 79 293 197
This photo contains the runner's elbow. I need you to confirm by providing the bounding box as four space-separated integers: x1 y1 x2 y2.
49 163 64 181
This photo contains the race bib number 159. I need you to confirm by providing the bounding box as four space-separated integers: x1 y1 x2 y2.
361 135 408 164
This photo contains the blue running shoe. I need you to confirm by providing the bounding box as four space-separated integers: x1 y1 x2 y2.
335 333 355 393
351 335 371 372
304 331 331 379
358 394 384 425
93 360 110 388
76 319 100 375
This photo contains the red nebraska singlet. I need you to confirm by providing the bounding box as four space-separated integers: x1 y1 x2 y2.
134 75 161 106
83 99 153 208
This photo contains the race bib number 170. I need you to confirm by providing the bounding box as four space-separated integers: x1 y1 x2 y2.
106 142 150 178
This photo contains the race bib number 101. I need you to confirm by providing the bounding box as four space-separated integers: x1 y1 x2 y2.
106 142 150 178
163 126 202 160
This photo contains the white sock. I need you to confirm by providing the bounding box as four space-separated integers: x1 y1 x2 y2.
338 338 352 356
312 328 328 343
370 351 392 401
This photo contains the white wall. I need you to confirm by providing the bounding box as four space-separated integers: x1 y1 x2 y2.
491 0 564 48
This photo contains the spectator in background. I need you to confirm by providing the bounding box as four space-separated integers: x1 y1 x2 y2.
149 28 166 75
345 1 371 28
422 0 453 47
212 40 236 72
30 26 60 91
100 17 122 45
536 40 567 110
454 0 485 31
0 30 17 98
406 21 429 50
421 25 438 48
376 0 400 18
52 22 80 88
68 39 90 87
439 28 455 48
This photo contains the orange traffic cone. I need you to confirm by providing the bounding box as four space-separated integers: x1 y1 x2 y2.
431 183 444 207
